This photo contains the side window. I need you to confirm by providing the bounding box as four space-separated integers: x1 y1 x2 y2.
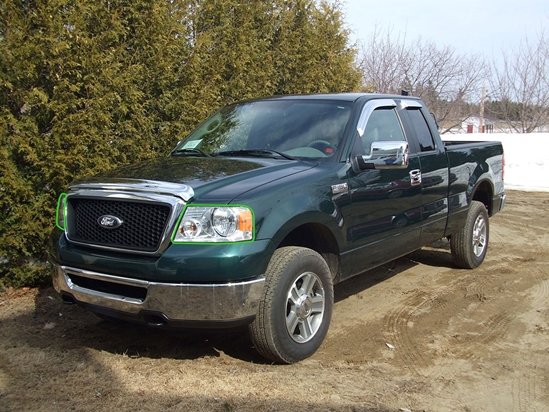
362 108 406 154
407 108 436 152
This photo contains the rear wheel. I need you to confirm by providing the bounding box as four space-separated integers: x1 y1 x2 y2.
450 200 489 269
249 246 333 364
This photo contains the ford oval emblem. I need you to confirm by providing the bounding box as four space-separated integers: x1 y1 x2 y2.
98 215 123 229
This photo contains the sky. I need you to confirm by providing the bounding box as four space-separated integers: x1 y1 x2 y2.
343 0 549 60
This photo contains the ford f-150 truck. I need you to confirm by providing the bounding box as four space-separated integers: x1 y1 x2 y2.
49 93 506 363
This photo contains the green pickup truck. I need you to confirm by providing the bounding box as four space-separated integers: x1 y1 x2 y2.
49 93 506 363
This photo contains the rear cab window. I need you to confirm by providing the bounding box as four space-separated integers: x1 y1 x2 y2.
397 99 438 153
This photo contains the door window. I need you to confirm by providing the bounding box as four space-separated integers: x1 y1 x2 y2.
362 108 406 154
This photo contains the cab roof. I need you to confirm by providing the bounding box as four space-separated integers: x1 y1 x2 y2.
252 92 422 103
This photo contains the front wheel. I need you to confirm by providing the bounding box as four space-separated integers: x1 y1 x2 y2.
450 200 489 269
249 247 333 364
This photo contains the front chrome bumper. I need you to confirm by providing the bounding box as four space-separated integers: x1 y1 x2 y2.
52 264 265 327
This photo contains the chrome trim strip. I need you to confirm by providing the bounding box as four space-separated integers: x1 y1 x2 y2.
53 265 265 322
63 266 150 288
69 179 195 202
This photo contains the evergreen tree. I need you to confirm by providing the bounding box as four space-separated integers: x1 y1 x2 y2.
0 0 360 287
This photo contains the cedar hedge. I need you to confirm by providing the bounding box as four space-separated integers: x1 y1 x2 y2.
0 0 360 287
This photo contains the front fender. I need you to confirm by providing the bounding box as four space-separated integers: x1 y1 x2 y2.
250 191 346 250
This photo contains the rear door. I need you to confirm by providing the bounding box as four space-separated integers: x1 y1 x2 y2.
398 101 449 245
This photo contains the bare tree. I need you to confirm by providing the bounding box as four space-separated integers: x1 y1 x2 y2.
359 26 488 133
359 26 410 94
489 31 549 133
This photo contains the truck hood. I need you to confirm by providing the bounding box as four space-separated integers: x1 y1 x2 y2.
71 156 317 202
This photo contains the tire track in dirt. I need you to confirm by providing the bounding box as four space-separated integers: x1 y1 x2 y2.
514 360 539 412
319 262 403 360
456 257 549 359
512 268 549 412
462 248 549 412
382 291 431 376
513 194 549 412
475 312 512 346
381 263 519 384
528 269 549 310
382 283 461 378
504 223 549 412
464 274 493 303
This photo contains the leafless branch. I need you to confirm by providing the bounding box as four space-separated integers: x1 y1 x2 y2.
359 26 488 133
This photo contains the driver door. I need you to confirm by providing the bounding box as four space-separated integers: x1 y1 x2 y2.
340 99 423 278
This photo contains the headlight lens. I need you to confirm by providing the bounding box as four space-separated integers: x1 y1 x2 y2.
172 205 254 243
56 193 68 230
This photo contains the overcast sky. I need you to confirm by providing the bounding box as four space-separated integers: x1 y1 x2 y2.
343 0 549 59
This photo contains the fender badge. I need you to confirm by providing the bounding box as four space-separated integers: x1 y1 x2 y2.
98 215 123 229
331 183 348 194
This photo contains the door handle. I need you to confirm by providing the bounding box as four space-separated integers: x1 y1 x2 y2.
410 169 422 186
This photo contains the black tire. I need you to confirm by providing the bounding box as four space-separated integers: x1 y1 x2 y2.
249 246 333 364
450 200 489 269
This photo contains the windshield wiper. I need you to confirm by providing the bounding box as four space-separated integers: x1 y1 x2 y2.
215 149 295 160
171 148 211 157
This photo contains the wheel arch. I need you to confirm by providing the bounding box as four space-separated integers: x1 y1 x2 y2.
467 154 502 217
275 221 342 283
471 178 495 216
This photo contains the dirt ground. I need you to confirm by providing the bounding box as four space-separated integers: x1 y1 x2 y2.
0 190 548 412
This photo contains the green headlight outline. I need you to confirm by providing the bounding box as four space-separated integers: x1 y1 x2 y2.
55 193 68 230
171 204 255 244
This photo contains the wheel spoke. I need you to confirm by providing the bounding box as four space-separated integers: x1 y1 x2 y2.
299 273 316 295
310 295 325 314
288 284 300 305
301 318 314 340
474 219 485 237
286 310 299 335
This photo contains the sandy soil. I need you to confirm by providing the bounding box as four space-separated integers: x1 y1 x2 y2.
1 190 548 412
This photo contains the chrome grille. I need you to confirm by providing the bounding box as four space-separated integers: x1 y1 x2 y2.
67 198 171 252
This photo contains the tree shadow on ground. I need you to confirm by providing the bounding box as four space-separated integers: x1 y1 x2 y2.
0 289 398 412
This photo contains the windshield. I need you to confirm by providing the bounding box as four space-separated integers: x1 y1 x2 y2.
171 100 352 159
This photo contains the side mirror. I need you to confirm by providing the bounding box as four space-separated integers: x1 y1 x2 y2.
352 141 409 173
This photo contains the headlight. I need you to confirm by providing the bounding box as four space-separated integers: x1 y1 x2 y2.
56 193 68 230
172 205 254 243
